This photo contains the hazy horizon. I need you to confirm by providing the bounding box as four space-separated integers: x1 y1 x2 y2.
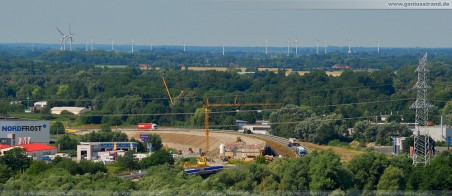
1 0 451 48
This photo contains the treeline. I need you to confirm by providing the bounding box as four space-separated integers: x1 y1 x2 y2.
1 148 451 193
269 105 413 145
33 49 452 70
1 52 452 130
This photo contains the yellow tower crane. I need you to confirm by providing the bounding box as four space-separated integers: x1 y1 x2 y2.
162 77 173 105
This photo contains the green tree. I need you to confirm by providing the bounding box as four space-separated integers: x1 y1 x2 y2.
53 157 82 175
25 160 53 176
269 104 314 138
0 164 12 183
148 134 163 151
78 160 107 174
57 134 78 151
50 121 65 135
139 150 174 168
309 150 352 191
346 151 389 190
0 147 32 173
115 150 138 170
376 166 405 191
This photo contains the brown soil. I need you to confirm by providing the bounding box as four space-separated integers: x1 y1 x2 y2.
123 130 266 157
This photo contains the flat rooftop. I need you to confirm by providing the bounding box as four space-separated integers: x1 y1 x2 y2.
0 117 37 121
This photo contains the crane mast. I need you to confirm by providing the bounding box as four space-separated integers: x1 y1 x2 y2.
162 77 173 105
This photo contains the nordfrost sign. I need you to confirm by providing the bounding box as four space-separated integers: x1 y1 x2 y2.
2 124 46 132
0 120 50 144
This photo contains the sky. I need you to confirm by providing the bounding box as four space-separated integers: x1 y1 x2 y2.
0 0 451 48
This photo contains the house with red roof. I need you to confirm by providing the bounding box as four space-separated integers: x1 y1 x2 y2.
0 143 57 160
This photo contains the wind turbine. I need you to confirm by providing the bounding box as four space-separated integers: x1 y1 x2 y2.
111 39 114 51
287 40 290 55
295 39 298 55
347 40 352 54
56 27 67 51
324 40 327 54
265 40 268 55
67 26 75 51
90 40 93 51
183 41 186 52
316 40 319 54
221 43 225 56
131 40 135 53
149 41 153 51
376 40 381 53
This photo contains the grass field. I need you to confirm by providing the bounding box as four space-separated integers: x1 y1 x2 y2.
300 141 362 162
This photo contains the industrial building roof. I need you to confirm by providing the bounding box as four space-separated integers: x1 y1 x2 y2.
18 143 57 152
50 107 89 115
0 144 12 150
0 117 35 121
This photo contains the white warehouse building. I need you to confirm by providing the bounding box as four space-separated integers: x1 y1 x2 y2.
51 107 90 115
0 118 50 145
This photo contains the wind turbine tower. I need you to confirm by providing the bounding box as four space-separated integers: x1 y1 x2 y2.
67 26 74 51
376 40 381 53
221 43 225 56
131 40 135 53
316 40 319 54
111 39 114 51
183 41 186 52
90 40 93 51
324 40 327 54
56 27 67 51
410 52 431 166
295 39 298 55
150 41 153 51
265 40 268 55
347 40 352 54
287 40 290 55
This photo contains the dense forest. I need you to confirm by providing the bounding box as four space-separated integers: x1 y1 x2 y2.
1 147 451 193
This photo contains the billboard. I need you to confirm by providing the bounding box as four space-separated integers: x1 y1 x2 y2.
140 134 150 142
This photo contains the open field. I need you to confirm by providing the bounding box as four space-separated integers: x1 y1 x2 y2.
94 65 129 68
300 141 362 162
187 67 246 72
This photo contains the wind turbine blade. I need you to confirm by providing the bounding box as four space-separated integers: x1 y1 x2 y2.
56 27 64 36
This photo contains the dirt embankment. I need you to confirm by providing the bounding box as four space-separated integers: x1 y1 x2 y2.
124 130 266 157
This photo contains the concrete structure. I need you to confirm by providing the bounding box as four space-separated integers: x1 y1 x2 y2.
51 107 90 115
0 118 50 145
414 126 452 142
77 142 138 161
235 120 247 131
34 101 47 108
223 142 266 159
238 120 271 135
